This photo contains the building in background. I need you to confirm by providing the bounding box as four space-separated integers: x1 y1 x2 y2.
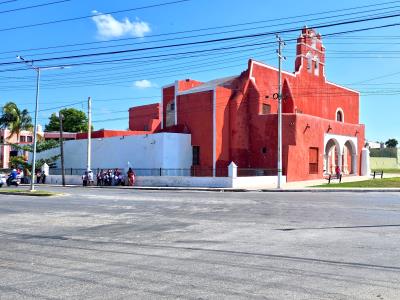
129 27 367 181
0 128 34 168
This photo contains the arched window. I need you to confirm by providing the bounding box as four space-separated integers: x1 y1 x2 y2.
336 108 344 122
306 52 312 72
314 56 319 76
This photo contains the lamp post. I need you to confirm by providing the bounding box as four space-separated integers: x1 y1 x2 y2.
16 56 67 191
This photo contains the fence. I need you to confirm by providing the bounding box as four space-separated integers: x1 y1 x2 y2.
49 168 87 176
49 167 277 177
237 168 277 177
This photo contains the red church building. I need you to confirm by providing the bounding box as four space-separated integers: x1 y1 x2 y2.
129 28 366 182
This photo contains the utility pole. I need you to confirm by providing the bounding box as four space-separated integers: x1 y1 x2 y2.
31 68 40 191
276 35 285 189
16 55 68 192
87 96 92 171
59 112 65 186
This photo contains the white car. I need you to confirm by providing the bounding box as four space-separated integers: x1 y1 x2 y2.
0 174 6 188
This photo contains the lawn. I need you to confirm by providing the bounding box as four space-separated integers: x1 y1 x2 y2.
0 189 58 196
371 168 400 174
317 177 400 188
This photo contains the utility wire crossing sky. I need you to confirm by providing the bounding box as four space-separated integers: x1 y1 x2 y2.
0 0 399 142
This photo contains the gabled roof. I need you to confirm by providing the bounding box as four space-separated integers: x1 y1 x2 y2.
177 75 238 95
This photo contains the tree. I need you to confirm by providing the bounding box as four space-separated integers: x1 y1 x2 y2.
0 102 33 140
45 108 88 132
385 138 398 148
11 139 59 153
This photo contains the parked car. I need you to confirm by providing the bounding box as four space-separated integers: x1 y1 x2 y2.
0 174 6 188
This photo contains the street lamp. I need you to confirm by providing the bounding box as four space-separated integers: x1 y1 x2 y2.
16 56 68 191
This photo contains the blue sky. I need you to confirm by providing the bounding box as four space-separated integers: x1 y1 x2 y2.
0 0 399 142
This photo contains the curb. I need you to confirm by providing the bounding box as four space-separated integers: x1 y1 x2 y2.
30 184 400 193
0 191 57 197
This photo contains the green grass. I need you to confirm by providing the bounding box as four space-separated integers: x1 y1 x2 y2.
0 189 58 196
371 168 400 174
316 177 400 188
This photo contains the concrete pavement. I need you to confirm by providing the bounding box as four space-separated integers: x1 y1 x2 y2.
0 187 399 299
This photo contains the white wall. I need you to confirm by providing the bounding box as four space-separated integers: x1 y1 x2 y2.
46 175 286 189
35 133 192 170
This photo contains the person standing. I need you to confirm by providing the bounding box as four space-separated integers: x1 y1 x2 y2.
127 168 136 186
25 168 31 184
335 165 341 179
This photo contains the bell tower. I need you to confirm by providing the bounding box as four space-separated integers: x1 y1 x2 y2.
295 27 325 77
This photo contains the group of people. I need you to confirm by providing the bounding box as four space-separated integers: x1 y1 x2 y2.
82 168 136 187
35 169 48 184
8 168 32 184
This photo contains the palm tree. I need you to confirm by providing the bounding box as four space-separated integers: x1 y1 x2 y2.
0 102 33 141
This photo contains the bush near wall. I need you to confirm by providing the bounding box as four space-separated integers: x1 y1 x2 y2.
370 148 398 158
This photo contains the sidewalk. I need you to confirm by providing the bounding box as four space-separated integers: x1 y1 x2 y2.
19 173 400 193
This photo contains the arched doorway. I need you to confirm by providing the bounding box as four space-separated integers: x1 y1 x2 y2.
324 138 341 174
343 140 357 175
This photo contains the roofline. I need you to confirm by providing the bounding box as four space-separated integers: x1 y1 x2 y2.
325 81 360 95
250 59 296 78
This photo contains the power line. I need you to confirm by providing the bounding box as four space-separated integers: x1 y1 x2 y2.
0 0 191 32
0 0 18 5
0 0 71 15
1 0 399 55
3 12 400 68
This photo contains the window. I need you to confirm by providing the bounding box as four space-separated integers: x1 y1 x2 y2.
20 136 26 143
192 146 200 166
166 101 175 127
261 103 271 115
309 147 319 174
336 109 344 122
306 52 312 72
261 147 267 154
314 57 319 76
27 136 33 142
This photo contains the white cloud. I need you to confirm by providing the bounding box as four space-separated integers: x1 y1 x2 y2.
91 11 151 39
133 80 155 89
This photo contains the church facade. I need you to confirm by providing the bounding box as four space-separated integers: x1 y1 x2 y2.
129 28 366 181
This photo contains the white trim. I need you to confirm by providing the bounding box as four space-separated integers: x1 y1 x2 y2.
324 133 358 156
161 82 175 129
295 54 325 66
335 108 344 122
161 82 175 89
160 98 163 130
174 80 178 125
249 60 256 84
324 133 358 175
326 81 360 94
297 42 324 54
250 60 295 77
212 88 216 177
178 86 215 95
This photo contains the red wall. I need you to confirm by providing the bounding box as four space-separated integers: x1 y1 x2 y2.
177 91 213 168
76 130 145 139
126 28 366 182
129 103 160 132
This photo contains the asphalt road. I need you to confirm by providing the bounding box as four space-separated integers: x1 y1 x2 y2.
0 187 399 299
